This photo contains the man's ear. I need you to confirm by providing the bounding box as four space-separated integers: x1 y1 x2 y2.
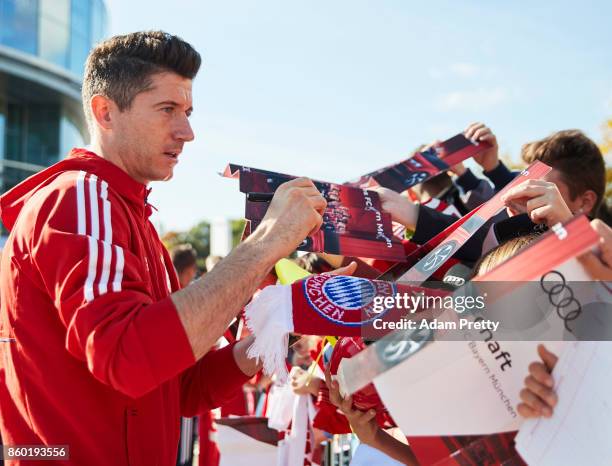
90 95 117 131
578 189 598 216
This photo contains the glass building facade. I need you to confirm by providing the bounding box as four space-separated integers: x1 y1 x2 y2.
0 0 107 76
0 0 107 200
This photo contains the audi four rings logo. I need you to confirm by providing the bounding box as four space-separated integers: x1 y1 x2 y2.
540 270 582 332
421 241 457 272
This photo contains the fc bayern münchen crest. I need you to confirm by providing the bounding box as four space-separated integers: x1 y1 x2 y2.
303 275 397 326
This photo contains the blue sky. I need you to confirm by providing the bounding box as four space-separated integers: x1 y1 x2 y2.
105 0 612 232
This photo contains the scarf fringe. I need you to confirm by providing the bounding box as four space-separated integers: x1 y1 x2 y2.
245 284 294 382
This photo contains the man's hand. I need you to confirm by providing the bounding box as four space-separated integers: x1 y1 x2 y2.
173 180 325 361
518 344 559 418
577 219 612 280
258 177 326 259
501 180 573 227
371 186 419 230
325 368 379 446
464 122 499 172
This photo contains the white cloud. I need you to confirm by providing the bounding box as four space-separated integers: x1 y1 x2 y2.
435 87 509 112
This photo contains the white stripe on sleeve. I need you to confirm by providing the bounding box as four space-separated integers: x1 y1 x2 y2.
98 241 112 295
76 171 86 235
112 245 124 293
97 181 113 295
100 180 112 243
84 236 98 302
78 173 124 300
88 174 100 239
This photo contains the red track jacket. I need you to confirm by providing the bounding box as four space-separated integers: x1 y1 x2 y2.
0 149 251 465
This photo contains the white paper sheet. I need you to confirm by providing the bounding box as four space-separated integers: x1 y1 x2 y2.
515 341 612 466
373 339 566 436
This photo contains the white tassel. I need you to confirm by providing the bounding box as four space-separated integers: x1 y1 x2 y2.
245 284 294 382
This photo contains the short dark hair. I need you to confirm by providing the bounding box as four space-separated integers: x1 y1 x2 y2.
170 244 197 274
82 30 201 130
521 130 605 214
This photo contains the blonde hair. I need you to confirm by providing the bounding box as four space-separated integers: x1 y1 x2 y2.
474 233 541 277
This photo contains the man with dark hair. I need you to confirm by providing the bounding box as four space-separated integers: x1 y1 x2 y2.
519 129 605 217
81 30 202 136
500 129 605 228
0 31 331 466
454 126 605 221
171 243 198 288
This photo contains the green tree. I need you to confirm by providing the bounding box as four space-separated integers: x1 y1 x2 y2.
231 219 247 247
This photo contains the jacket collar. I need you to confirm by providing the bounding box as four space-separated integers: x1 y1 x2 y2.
0 148 153 231
66 148 150 212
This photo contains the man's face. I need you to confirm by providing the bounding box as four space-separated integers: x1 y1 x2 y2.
111 72 194 184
